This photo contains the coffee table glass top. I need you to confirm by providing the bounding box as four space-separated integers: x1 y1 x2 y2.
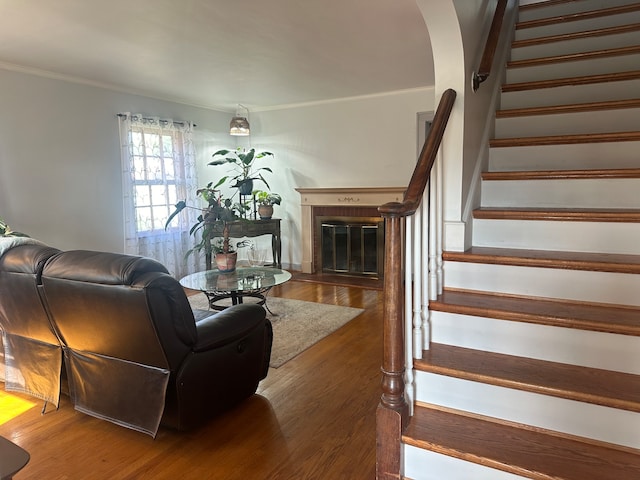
180 266 292 294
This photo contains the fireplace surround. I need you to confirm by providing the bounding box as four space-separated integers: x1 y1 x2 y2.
295 187 404 274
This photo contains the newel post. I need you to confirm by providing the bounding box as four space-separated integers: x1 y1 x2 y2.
376 204 409 480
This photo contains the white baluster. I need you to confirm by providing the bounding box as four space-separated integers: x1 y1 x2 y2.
436 149 444 295
404 216 415 413
412 208 424 360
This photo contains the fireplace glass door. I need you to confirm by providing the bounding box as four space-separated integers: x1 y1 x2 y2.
319 217 384 277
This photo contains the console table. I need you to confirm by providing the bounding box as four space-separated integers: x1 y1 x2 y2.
204 219 281 270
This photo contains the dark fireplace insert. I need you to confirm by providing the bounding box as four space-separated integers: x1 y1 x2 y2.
316 215 384 278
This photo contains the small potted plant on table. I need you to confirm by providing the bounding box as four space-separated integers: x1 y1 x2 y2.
253 191 282 220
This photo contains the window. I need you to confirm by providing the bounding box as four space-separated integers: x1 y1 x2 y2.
119 113 200 278
129 126 183 233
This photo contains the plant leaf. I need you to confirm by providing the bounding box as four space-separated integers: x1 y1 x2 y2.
164 201 187 230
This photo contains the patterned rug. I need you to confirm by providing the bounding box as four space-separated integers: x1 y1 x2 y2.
188 294 364 368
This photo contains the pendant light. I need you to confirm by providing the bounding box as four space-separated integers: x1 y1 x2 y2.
229 104 250 136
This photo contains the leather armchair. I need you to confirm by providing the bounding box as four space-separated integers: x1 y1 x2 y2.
0 244 272 436
0 243 62 405
39 250 273 435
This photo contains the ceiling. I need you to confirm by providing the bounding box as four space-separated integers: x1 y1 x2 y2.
0 0 435 112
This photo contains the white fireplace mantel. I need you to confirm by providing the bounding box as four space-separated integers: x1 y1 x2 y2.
295 187 405 273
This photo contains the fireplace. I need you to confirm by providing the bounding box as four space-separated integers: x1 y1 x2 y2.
317 215 385 277
296 187 405 275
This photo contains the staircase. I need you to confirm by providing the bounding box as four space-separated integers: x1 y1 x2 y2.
402 1 640 478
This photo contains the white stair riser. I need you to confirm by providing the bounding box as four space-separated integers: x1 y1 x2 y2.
481 178 640 208
500 79 640 110
489 141 640 171
511 30 640 62
517 0 640 23
506 53 640 84
431 311 640 375
444 261 640 306
404 446 526 480
414 372 640 448
494 107 640 137
472 219 640 254
515 10 640 41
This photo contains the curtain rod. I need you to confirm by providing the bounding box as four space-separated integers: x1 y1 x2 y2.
116 113 196 127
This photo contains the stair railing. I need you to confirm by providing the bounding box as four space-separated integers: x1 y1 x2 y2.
472 0 508 91
376 88 456 479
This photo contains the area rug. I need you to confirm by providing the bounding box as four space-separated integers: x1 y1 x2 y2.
188 294 364 368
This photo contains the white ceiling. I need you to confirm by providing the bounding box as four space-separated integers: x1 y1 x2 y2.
0 0 435 111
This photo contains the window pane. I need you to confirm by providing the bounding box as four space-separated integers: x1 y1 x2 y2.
130 131 144 156
154 206 169 230
144 133 160 157
167 185 178 206
164 157 175 180
147 157 163 181
133 156 146 181
162 135 173 156
136 207 153 232
135 185 151 207
150 185 167 206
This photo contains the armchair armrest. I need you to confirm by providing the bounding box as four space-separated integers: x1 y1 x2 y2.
193 304 266 352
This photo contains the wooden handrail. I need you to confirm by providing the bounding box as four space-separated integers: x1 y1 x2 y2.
376 88 456 479
472 0 508 91
378 89 457 219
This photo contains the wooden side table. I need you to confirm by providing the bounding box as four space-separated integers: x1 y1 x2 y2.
204 219 282 270
0 436 29 479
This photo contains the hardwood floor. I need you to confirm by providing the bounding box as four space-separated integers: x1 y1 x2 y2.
0 280 383 480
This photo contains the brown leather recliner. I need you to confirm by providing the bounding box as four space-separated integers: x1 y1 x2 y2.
0 245 272 436
0 242 63 405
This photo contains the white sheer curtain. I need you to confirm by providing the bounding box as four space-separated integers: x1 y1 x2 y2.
119 113 201 278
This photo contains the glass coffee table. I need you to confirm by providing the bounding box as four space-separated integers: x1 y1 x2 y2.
180 266 292 313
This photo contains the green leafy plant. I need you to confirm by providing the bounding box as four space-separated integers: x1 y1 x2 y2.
209 148 274 192
253 190 282 206
165 180 248 257
0 217 28 237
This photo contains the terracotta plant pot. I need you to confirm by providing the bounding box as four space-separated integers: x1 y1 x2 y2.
258 205 274 220
215 252 238 273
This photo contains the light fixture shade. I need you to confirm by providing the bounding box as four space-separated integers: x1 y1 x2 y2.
229 115 250 136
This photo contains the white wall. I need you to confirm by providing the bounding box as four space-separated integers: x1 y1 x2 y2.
0 68 434 270
0 68 233 253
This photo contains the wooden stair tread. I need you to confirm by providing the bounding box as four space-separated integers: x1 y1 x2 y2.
490 131 640 147
442 246 640 274
482 168 640 180
404 405 640 480
502 70 640 92
430 288 640 336
496 99 640 118
519 0 584 12
473 207 640 223
415 343 640 411
516 3 640 31
512 23 640 49
508 45 640 69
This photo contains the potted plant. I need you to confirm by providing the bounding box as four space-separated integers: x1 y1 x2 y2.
165 179 248 272
0 217 28 237
253 191 282 220
209 148 274 196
